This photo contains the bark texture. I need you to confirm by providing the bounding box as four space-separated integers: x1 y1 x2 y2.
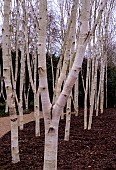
2 0 20 163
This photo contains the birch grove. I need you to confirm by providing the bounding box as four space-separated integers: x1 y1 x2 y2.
0 0 115 169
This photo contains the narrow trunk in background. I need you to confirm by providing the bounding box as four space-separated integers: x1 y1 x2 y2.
88 56 99 130
18 6 25 129
74 75 79 116
64 91 72 141
84 57 90 129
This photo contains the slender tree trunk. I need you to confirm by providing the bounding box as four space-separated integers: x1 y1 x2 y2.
64 92 72 141
34 91 40 136
24 87 29 111
105 60 107 108
84 57 90 129
24 2 36 94
2 0 20 163
50 53 55 92
96 82 101 116
100 57 105 113
74 75 79 116
55 0 78 101
64 6 76 140
5 100 8 113
88 56 99 130
19 33 25 130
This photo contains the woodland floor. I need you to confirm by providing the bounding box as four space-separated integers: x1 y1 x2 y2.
0 108 116 170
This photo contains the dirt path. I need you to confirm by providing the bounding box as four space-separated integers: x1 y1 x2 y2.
0 113 35 138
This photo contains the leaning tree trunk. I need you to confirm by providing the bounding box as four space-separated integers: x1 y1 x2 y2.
55 0 78 101
2 0 20 163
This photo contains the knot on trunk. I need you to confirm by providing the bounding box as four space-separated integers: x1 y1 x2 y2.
38 66 44 73
10 118 18 122
48 127 55 134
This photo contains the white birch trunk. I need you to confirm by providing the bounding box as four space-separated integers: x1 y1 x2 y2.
34 91 40 136
84 57 90 129
96 52 104 116
25 97 29 110
44 118 59 170
64 11 76 140
5 100 8 113
100 6 111 112
74 74 79 116
64 92 72 141
61 78 66 120
88 56 99 130
24 93 29 111
2 0 20 163
37 0 53 169
24 2 36 94
100 56 105 113
96 82 101 116
19 26 25 130
34 23 40 136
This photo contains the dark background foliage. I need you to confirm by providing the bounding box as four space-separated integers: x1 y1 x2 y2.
0 47 116 117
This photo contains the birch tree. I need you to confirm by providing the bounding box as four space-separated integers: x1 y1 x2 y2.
38 0 91 169
2 0 20 163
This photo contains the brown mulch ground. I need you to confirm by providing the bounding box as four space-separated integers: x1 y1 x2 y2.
0 108 116 170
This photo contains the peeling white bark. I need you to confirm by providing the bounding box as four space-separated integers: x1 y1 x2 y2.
2 0 20 163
